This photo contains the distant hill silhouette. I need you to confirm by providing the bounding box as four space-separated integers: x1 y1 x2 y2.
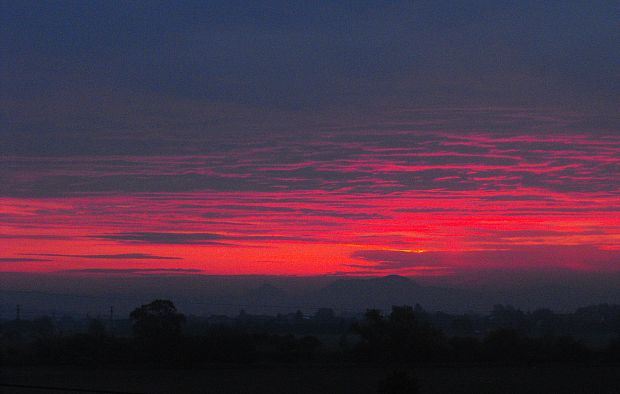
311 275 421 309
303 275 484 312
3 273 620 316
231 275 438 313
238 284 294 311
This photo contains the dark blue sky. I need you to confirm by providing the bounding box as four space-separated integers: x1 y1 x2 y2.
3 1 618 112
3 1 619 158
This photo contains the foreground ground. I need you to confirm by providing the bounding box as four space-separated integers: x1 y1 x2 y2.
2 364 620 394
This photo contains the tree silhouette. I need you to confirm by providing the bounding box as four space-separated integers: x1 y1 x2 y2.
130 299 185 341
387 305 445 361
352 309 386 360
353 306 445 362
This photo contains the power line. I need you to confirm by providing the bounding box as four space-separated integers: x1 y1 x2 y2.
1 289 367 318
109 305 114 336
1 290 361 313
0 383 147 394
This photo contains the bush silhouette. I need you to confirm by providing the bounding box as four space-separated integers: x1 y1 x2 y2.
130 299 185 341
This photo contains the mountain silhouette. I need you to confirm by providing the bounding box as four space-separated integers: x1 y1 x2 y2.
244 284 289 304
5 273 620 317
310 275 426 310
230 284 297 313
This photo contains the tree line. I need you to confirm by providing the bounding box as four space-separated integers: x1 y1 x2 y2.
1 300 619 366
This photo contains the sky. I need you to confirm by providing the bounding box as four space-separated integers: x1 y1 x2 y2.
1 1 619 282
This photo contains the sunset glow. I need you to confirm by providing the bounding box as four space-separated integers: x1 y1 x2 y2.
2 122 619 276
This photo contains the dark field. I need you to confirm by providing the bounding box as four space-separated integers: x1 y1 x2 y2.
2 364 620 394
